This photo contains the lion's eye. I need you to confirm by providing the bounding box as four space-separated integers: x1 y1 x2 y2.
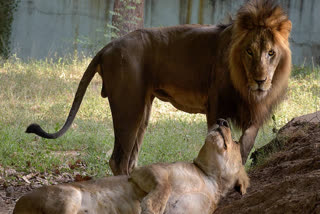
268 50 275 56
246 48 253 56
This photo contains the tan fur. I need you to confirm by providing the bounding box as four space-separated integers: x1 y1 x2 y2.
25 0 291 174
14 121 249 214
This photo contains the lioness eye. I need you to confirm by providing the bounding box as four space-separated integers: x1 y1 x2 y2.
268 50 275 56
223 142 227 150
246 48 253 56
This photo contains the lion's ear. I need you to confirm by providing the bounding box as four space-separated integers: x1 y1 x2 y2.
234 166 250 195
266 6 292 40
277 19 292 40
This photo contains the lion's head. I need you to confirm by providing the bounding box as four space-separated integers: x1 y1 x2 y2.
229 0 292 103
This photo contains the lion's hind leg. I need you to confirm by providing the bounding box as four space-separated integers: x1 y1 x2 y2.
108 89 153 175
128 96 154 172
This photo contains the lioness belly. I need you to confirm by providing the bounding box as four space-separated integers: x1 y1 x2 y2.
13 177 143 214
164 192 214 214
75 177 143 214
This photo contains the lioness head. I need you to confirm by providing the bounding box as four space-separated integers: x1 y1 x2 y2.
206 120 243 176
194 119 249 195
230 0 292 101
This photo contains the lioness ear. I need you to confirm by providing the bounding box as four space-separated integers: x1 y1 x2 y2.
234 166 250 195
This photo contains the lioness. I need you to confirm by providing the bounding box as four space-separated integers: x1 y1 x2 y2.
26 0 292 175
14 119 249 214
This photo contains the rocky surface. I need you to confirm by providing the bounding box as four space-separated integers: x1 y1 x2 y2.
215 111 320 214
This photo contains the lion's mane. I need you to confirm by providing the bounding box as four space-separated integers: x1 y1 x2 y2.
229 0 292 128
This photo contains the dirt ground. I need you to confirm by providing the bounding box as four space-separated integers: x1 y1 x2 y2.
1 185 31 214
215 111 320 214
0 166 84 213
1 112 320 213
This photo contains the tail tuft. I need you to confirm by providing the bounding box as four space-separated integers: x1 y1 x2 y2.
25 123 56 139
25 123 41 134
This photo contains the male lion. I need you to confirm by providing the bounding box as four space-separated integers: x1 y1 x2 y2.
15 119 249 214
26 0 292 175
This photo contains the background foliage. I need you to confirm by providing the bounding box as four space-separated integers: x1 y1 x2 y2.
0 0 19 58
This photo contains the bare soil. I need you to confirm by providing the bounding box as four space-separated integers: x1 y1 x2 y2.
215 111 320 214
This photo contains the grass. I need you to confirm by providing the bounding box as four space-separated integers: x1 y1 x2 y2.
0 55 319 178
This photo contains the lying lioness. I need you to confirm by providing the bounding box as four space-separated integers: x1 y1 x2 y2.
14 119 249 214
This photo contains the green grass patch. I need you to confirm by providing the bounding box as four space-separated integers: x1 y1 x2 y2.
0 56 319 178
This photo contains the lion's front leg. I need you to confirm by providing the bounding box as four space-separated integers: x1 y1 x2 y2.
130 165 171 214
240 124 259 164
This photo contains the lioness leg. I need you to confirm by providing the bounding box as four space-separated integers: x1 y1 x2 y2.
128 97 154 172
130 165 171 214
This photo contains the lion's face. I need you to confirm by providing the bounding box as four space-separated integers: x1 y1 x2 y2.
241 29 281 100
230 0 292 104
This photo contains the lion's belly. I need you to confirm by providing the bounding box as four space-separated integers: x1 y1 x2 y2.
153 88 208 114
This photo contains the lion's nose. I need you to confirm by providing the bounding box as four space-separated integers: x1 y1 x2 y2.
217 119 229 128
254 77 267 85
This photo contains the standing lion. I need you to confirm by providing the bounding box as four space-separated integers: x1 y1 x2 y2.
26 0 292 175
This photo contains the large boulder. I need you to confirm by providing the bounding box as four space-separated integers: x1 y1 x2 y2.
215 111 320 214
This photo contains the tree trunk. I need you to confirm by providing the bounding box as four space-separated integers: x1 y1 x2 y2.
198 0 204 24
112 0 144 39
186 0 193 24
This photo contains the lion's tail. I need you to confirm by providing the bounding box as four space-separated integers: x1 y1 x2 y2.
25 51 102 139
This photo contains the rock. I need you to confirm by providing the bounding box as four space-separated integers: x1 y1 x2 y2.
215 112 320 214
5 186 14 198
